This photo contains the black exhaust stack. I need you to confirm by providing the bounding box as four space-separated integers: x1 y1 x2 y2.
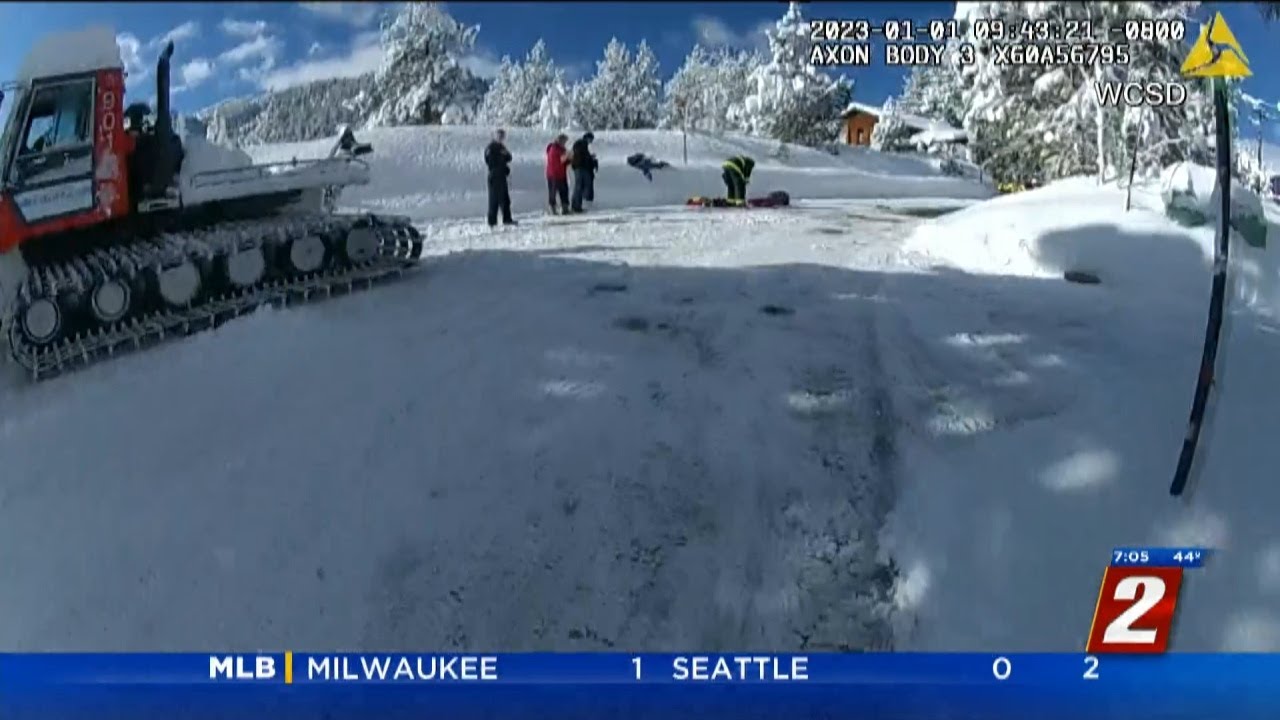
151 41 179 194
155 42 174 143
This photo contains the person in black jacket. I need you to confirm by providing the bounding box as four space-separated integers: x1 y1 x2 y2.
569 132 596 213
484 128 517 227
627 153 670 182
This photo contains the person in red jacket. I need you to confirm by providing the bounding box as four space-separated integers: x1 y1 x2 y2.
545 134 571 215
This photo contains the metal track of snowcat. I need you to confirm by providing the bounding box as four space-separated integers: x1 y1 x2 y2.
6 213 423 380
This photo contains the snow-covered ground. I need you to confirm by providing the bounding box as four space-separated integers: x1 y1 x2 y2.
250 125 992 222
0 127 984 651
889 177 1280 651
3 124 1274 654
0 199 964 651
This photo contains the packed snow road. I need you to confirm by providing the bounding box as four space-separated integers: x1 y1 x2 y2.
0 199 966 652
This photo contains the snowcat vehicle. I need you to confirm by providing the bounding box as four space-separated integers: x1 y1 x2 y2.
0 28 422 379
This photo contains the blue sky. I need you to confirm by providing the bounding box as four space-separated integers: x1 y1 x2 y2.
0 1 1277 134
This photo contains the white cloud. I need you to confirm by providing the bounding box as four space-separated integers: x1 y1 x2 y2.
460 57 501 79
692 17 737 47
220 19 269 38
116 33 149 85
208 17 284 83
219 34 281 66
299 2 382 27
117 21 205 88
308 42 325 57
257 31 382 91
460 48 503 80
690 16 771 52
179 58 214 89
154 20 200 48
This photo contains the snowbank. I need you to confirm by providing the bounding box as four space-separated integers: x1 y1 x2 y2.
247 125 993 222
176 117 255 189
888 175 1280 651
908 127 967 147
905 174 1279 317
904 177 1214 298
1160 162 1267 250
16 26 121 81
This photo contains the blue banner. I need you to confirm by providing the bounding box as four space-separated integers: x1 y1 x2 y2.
1110 547 1211 567
0 653 1273 719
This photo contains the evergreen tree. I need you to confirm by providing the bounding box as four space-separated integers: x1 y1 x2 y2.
869 98 915 152
663 46 761 133
573 38 631 130
478 56 523 126
626 41 662 129
574 38 662 130
739 2 852 146
199 75 369 145
954 1 1211 184
537 69 574 130
360 3 484 127
663 45 714 130
478 40 561 127
898 65 964 129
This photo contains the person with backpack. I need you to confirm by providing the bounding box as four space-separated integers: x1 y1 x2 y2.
722 155 755 206
545 134 572 215
570 132 597 213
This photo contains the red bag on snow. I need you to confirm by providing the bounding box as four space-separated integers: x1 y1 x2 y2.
686 191 790 208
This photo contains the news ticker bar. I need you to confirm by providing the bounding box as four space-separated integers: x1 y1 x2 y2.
0 653 1277 687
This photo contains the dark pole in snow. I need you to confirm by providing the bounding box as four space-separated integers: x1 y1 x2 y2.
1170 78 1232 496
680 100 689 166
1125 110 1141 212
683 122 689 166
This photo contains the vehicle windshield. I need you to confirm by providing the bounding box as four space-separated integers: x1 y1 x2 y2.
19 81 92 156
0 84 21 184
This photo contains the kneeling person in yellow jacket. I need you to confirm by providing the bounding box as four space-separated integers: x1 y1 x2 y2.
722 156 755 206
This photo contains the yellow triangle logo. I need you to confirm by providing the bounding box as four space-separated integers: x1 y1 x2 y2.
1182 12 1251 78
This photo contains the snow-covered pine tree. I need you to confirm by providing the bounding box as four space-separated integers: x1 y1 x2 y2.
869 98 915 152
898 65 964 129
626 40 662 129
512 41 557 126
537 69 574 130
478 40 559 127
1229 86 1270 191
440 73 489 125
478 56 523 125
956 1 1212 185
1116 4 1213 181
1042 1 1207 182
720 49 764 133
199 75 369 145
663 45 713 130
573 38 630 130
663 46 761 133
361 3 484 127
574 38 661 130
739 2 852 146
955 1 1054 182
